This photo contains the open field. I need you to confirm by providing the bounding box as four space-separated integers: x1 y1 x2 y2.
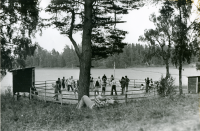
1 88 199 131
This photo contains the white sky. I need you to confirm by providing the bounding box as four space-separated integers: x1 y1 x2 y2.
33 0 199 53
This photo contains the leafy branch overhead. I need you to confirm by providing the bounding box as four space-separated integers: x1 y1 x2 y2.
1 0 40 74
44 0 143 59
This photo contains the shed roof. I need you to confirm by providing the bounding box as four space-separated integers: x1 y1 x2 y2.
9 67 35 72
187 76 200 78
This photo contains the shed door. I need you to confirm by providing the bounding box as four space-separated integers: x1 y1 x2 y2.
188 77 197 93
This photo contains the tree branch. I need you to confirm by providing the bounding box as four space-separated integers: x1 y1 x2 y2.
92 21 126 27
68 9 81 59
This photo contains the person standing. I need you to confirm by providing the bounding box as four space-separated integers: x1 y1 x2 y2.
119 77 126 95
111 78 117 95
57 78 62 94
67 77 73 91
71 76 75 91
53 81 59 101
62 77 66 89
125 76 130 92
102 74 107 81
94 79 100 96
97 76 102 87
145 77 150 93
101 78 107 96
90 77 94 91
109 75 114 85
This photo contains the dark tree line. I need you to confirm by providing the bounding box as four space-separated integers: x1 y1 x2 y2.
25 43 198 68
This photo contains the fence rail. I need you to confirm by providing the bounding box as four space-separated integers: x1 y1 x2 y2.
30 79 159 105
31 80 187 105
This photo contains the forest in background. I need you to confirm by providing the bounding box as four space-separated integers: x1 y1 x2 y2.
25 43 198 69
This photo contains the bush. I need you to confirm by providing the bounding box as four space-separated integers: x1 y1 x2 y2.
157 74 176 97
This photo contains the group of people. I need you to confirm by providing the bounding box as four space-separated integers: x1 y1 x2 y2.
90 74 130 96
140 77 154 93
52 76 79 100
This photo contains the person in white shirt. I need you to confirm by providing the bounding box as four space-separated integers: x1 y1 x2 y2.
67 77 73 91
140 84 144 90
111 78 117 95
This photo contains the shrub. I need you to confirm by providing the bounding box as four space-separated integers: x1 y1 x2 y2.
157 74 176 97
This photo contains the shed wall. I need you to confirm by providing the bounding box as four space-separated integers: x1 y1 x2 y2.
13 68 34 94
188 77 197 93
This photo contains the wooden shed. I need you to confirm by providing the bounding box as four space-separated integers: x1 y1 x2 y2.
187 76 200 93
10 67 35 95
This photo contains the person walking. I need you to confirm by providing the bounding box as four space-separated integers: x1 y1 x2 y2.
111 78 117 95
125 76 130 92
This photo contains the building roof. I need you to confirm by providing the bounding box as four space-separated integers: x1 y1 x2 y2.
9 67 35 72
187 76 200 78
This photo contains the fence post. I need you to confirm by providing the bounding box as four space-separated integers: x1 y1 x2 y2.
30 87 31 100
125 92 127 104
61 91 63 105
45 81 46 102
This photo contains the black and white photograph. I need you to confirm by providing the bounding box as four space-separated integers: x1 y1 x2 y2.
1 0 200 130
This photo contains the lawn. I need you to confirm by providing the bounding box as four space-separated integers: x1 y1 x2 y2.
1 88 199 131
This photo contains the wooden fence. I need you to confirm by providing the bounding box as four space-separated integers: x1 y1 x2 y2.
30 79 159 105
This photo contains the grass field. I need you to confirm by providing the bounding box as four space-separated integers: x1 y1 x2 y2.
1 88 199 131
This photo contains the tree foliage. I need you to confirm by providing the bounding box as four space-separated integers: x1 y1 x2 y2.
44 0 143 59
139 1 176 78
1 0 40 74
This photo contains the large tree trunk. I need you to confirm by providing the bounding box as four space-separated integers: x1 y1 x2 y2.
178 6 183 95
179 56 183 95
78 0 93 101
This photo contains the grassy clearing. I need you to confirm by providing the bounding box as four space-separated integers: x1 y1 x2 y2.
1 89 199 131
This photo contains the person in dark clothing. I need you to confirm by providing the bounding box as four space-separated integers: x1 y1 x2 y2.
90 77 94 91
101 78 107 96
145 77 150 93
119 77 126 95
57 78 62 93
53 81 59 101
102 74 107 81
62 77 66 89
125 76 130 92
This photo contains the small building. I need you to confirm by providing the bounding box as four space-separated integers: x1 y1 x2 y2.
10 67 35 95
188 76 200 93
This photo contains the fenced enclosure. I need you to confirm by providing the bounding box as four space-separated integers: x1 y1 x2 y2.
30 79 159 105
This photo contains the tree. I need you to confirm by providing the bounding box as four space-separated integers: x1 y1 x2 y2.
171 0 199 94
139 0 175 78
1 0 40 75
144 0 199 94
44 0 143 100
